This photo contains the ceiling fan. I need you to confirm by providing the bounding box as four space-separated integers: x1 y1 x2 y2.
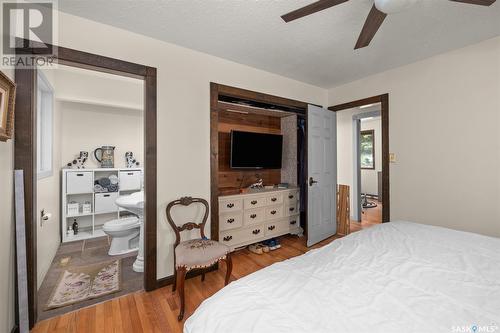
281 0 497 49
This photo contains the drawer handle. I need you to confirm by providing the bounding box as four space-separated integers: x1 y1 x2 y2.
271 197 277 202
227 203 234 208
127 172 134 175
252 229 260 235
270 210 277 215
104 194 110 197
227 218 235 223
250 214 257 219
76 173 84 176
290 220 297 225
251 200 257 205
268 225 275 231
289 207 295 212
223 236 233 242
288 194 294 199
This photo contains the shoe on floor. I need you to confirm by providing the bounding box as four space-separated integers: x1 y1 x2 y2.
260 243 270 253
248 244 263 254
274 238 281 249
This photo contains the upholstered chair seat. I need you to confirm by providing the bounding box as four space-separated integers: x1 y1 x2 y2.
175 239 230 270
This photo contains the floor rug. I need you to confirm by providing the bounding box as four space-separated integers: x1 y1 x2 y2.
46 259 121 309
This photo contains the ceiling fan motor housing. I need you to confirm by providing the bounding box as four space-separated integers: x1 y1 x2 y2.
374 0 419 14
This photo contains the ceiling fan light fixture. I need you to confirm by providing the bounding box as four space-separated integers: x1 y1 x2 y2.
374 0 419 14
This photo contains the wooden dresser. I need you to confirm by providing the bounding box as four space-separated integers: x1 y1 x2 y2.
218 187 302 251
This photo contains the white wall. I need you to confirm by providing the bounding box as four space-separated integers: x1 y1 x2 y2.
329 36 500 237
361 117 382 196
54 66 143 113
59 101 144 169
0 67 16 333
36 68 62 289
55 12 327 280
56 66 144 169
337 107 356 213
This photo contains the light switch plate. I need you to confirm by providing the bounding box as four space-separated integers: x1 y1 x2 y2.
389 153 396 163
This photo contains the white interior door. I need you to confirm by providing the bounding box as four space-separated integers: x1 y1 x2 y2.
307 105 337 247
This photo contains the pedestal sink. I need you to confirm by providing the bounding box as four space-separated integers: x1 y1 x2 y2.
115 191 144 273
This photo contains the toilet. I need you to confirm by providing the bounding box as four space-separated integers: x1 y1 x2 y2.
103 216 141 255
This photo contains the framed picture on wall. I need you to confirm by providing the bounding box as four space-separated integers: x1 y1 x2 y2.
0 70 16 142
360 129 375 169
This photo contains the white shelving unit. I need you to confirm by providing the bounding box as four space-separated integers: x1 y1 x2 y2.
61 168 143 243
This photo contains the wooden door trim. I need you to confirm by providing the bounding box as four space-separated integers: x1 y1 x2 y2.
15 43 157 328
328 94 390 222
210 83 309 241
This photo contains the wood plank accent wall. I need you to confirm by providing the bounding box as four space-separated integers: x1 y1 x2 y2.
217 108 282 194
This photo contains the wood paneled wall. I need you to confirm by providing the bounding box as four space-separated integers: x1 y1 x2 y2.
218 109 282 194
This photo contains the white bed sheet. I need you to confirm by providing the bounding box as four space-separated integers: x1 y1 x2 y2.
184 221 500 333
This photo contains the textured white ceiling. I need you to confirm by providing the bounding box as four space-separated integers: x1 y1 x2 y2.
57 0 500 88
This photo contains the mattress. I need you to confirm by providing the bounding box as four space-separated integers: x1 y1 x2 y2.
184 221 500 333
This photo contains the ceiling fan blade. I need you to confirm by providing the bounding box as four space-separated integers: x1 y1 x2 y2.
354 4 387 49
449 0 496 5
281 0 349 23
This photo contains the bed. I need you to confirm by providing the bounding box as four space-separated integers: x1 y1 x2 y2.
184 221 500 333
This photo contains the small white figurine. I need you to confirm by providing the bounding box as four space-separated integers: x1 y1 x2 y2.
67 151 88 169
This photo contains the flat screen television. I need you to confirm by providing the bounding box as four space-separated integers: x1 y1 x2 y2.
230 130 283 169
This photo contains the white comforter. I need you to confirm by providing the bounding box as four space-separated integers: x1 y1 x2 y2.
184 222 500 333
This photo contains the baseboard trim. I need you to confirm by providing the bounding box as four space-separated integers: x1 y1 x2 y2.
156 265 218 288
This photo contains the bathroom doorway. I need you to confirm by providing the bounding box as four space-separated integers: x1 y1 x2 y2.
15 45 157 328
35 64 145 320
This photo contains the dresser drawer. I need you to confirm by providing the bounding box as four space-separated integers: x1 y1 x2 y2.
287 215 300 230
265 193 283 205
284 190 299 204
219 212 243 231
266 205 283 220
243 196 266 209
265 219 289 237
219 198 243 213
243 208 265 226
242 225 265 242
66 171 93 194
284 202 298 216
220 224 263 247
95 192 119 214
219 229 240 247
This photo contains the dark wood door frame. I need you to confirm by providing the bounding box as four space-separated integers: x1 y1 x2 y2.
210 83 308 241
15 43 157 328
328 94 390 222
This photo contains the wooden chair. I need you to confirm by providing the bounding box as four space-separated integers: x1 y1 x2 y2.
336 185 351 236
166 197 232 321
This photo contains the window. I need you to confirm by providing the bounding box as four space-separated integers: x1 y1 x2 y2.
360 130 375 170
37 72 54 179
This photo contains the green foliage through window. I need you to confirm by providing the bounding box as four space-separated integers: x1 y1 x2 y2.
360 130 374 169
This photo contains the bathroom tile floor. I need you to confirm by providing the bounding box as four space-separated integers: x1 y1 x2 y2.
37 236 143 321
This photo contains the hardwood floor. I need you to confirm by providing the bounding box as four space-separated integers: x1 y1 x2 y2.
362 198 382 224
37 237 143 321
32 222 376 333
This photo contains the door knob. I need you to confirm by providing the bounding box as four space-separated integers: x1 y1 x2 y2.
309 177 318 186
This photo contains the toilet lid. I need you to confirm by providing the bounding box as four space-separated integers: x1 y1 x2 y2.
103 217 140 232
